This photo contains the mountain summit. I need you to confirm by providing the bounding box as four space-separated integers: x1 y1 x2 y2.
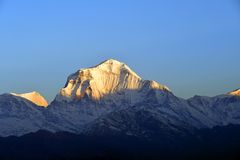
11 91 48 107
229 89 240 96
57 59 170 101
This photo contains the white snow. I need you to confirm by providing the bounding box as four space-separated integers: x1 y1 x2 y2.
0 59 240 137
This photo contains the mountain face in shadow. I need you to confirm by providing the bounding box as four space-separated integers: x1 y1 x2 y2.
0 93 51 137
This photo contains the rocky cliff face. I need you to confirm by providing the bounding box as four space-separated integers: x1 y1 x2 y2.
56 59 169 102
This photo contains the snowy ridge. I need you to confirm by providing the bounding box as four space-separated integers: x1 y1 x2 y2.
0 94 51 136
11 91 48 107
229 89 240 96
0 59 240 137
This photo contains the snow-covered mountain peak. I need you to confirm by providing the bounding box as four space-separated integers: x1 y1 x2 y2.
57 59 169 101
1 60 240 138
228 89 240 96
92 59 141 79
11 91 48 107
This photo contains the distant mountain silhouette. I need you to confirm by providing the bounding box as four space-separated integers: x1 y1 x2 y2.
0 125 240 160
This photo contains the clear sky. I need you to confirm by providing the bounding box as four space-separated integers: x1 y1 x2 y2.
0 0 240 102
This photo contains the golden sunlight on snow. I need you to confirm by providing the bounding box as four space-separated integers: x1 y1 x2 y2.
11 92 48 107
59 59 169 101
229 89 240 96
60 59 142 100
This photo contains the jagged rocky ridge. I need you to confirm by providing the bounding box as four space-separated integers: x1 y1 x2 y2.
0 59 240 137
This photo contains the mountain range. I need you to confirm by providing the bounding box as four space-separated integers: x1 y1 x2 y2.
0 59 240 138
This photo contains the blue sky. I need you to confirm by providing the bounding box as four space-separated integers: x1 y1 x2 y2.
0 0 240 102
